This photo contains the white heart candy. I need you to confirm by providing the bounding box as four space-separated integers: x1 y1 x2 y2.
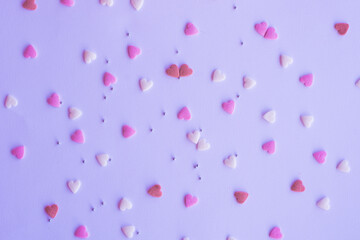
83 50 97 64
187 130 201 144
337 159 350 173
227 236 237 240
355 79 360 88
96 153 110 167
196 138 210 151
300 115 314 128
263 110 276 123
243 76 256 89
130 0 143 10
118 197 133 211
139 78 153 92
121 225 136 238
223 155 237 169
182 237 190 240
211 69 226 82
316 196 330 211
280 54 293 68
99 0 114 6
4 95 18 109
67 180 81 194
68 107 82 120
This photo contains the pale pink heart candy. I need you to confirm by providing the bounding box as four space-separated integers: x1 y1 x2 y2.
96 153 110 167
23 44 37 58
47 93 61 108
60 0 75 7
74 225 89 238
337 159 350 173
83 50 96 64
269 226 283 239
227 236 237 240
196 138 210 151
4 95 18 109
279 54 293 68
187 130 201 144
262 140 275 154
67 180 81 193
127 45 141 59
355 79 360 88
184 22 199 36
177 107 191 120
182 237 190 240
121 225 136 238
299 73 313 87
313 150 327 164
222 100 235 114
223 155 237 169
122 125 136 138
118 198 133 211
211 69 226 82
130 0 143 11
316 196 330 210
254 21 268 36
184 194 198 208
100 0 114 6
103 72 117 86
68 107 82 120
11 146 25 159
71 129 85 144
139 78 153 92
243 76 256 89
262 110 276 123
264 27 278 40
300 115 314 128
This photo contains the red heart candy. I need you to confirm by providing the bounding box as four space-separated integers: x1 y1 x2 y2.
147 184 162 197
165 64 179 78
334 23 349 36
45 204 58 219
234 191 248 204
179 64 193 77
22 0 37 10
291 179 305 192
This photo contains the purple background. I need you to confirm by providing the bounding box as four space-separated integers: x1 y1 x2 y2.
1 0 360 239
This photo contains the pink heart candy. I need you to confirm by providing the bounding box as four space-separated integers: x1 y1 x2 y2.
313 150 327 164
184 22 199 36
74 225 89 238
122 125 136 138
254 21 268 36
103 72 117 86
177 107 191 120
47 93 61 108
127 45 141 59
71 129 85 144
262 140 275 154
60 0 75 7
222 100 235 114
11 146 25 159
269 226 283 239
23 45 37 59
264 27 278 40
184 194 198 208
299 73 313 87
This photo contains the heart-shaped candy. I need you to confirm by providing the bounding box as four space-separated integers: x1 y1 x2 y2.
74 225 89 238
45 204 58 219
166 64 180 78
68 107 82 120
184 22 199 36
316 196 330 210
121 225 136 238
184 194 198 208
355 79 360 88
103 72 117 86
269 226 283 239
212 69 226 82
264 27 278 40
23 44 37 59
139 78 153 92
96 153 110 167
67 180 81 194
11 146 25 159
243 76 256 89
47 93 61 108
127 45 141 59
262 110 276 123
22 0 37 10
334 23 349 35
179 64 193 77
291 179 305 192
299 73 313 87
227 236 237 240
222 100 235 114
100 0 113 6
300 115 314 128
177 107 191 120
187 130 201 144
337 159 350 173
130 0 143 11
234 191 248 204
196 138 210 151
279 55 293 68
147 184 162 197
60 0 75 7
83 50 96 64
122 125 136 138
118 198 133 211
254 21 268 36
223 155 237 169
71 130 85 143
313 150 326 164
262 140 275 154
4 95 18 109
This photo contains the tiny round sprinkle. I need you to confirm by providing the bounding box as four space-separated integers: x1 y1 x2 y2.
198 176 202 180
175 49 179 54
172 156 176 161
236 94 240 98
91 207 95 211
48 219 51 222
109 158 112 162
240 41 244 46
150 128 153 132
100 201 104 206
101 118 105 123
126 32 130 37
162 111 166 116
233 5 237 9
56 140 60 145
105 59 109 64
110 87 114 91
193 163 199 168
82 159 85 163
103 95 107 100
199 128 203 132
60 101 63 104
